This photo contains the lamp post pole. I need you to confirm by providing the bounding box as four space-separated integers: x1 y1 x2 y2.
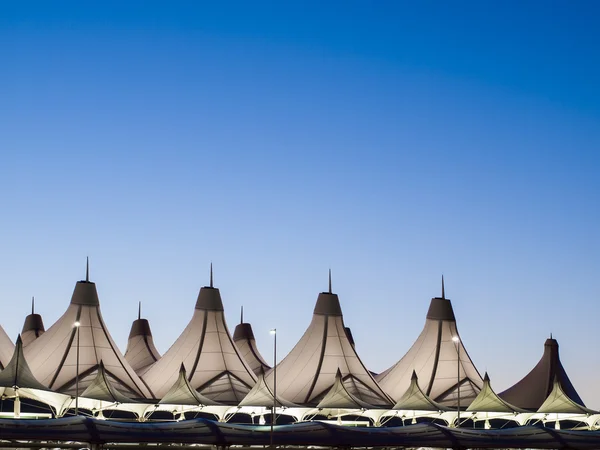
452 335 460 427
74 321 81 415
270 328 277 448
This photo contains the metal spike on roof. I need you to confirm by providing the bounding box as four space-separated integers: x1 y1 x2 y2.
86 257 89 282
328 268 332 294
210 262 213 288
240 305 244 324
138 301 141 320
441 275 445 299
31 296 35 314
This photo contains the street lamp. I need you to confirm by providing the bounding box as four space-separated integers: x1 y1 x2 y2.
270 329 277 448
74 321 81 415
452 335 460 427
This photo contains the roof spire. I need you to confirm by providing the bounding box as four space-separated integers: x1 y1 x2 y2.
550 332 553 340
328 268 332 294
138 301 141 320
86 256 90 282
31 296 35 314
441 275 445 299
240 305 244 324
210 262 213 288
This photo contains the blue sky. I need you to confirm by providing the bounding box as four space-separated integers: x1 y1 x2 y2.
2 1 600 405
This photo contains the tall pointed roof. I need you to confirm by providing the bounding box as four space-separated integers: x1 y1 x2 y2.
233 308 271 376
393 370 448 412
143 267 257 404
0 324 15 371
21 297 45 347
24 262 153 399
376 280 483 408
124 302 161 376
467 373 527 413
0 335 48 391
264 274 391 407
499 337 584 411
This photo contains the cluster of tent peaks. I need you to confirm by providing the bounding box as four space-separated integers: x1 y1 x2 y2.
0 263 595 429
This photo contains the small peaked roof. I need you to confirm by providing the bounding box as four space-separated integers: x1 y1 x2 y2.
265 276 391 407
376 287 483 408
21 297 45 347
316 369 373 409
159 364 220 406
24 266 153 399
537 376 596 415
81 361 135 404
393 370 448 412
467 372 528 413
0 335 48 391
499 338 584 411
239 367 298 408
124 304 161 376
233 311 271 376
143 269 257 404
0 325 15 371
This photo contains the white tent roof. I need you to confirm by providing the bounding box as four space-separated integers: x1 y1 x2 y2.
316 368 374 409
232 308 271 376
124 304 161 376
238 367 298 408
21 297 45 347
264 275 392 407
393 370 448 412
537 377 596 415
143 270 257 404
377 282 483 408
0 325 15 371
159 363 221 406
81 360 136 404
24 268 153 399
467 372 527 413
0 335 48 391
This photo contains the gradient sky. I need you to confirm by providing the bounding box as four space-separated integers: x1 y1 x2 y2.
2 1 600 406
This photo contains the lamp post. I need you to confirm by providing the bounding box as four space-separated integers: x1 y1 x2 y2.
270 328 277 448
452 335 460 427
74 321 81 415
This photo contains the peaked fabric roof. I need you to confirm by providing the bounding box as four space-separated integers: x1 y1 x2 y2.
233 319 271 376
316 369 373 409
0 335 48 391
143 272 257 404
124 307 161 376
159 364 221 406
21 298 45 347
265 281 391 407
467 373 527 413
81 361 135 404
377 287 483 408
0 325 15 371
537 377 596 415
393 371 448 412
238 368 298 408
499 338 584 411
24 273 153 399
